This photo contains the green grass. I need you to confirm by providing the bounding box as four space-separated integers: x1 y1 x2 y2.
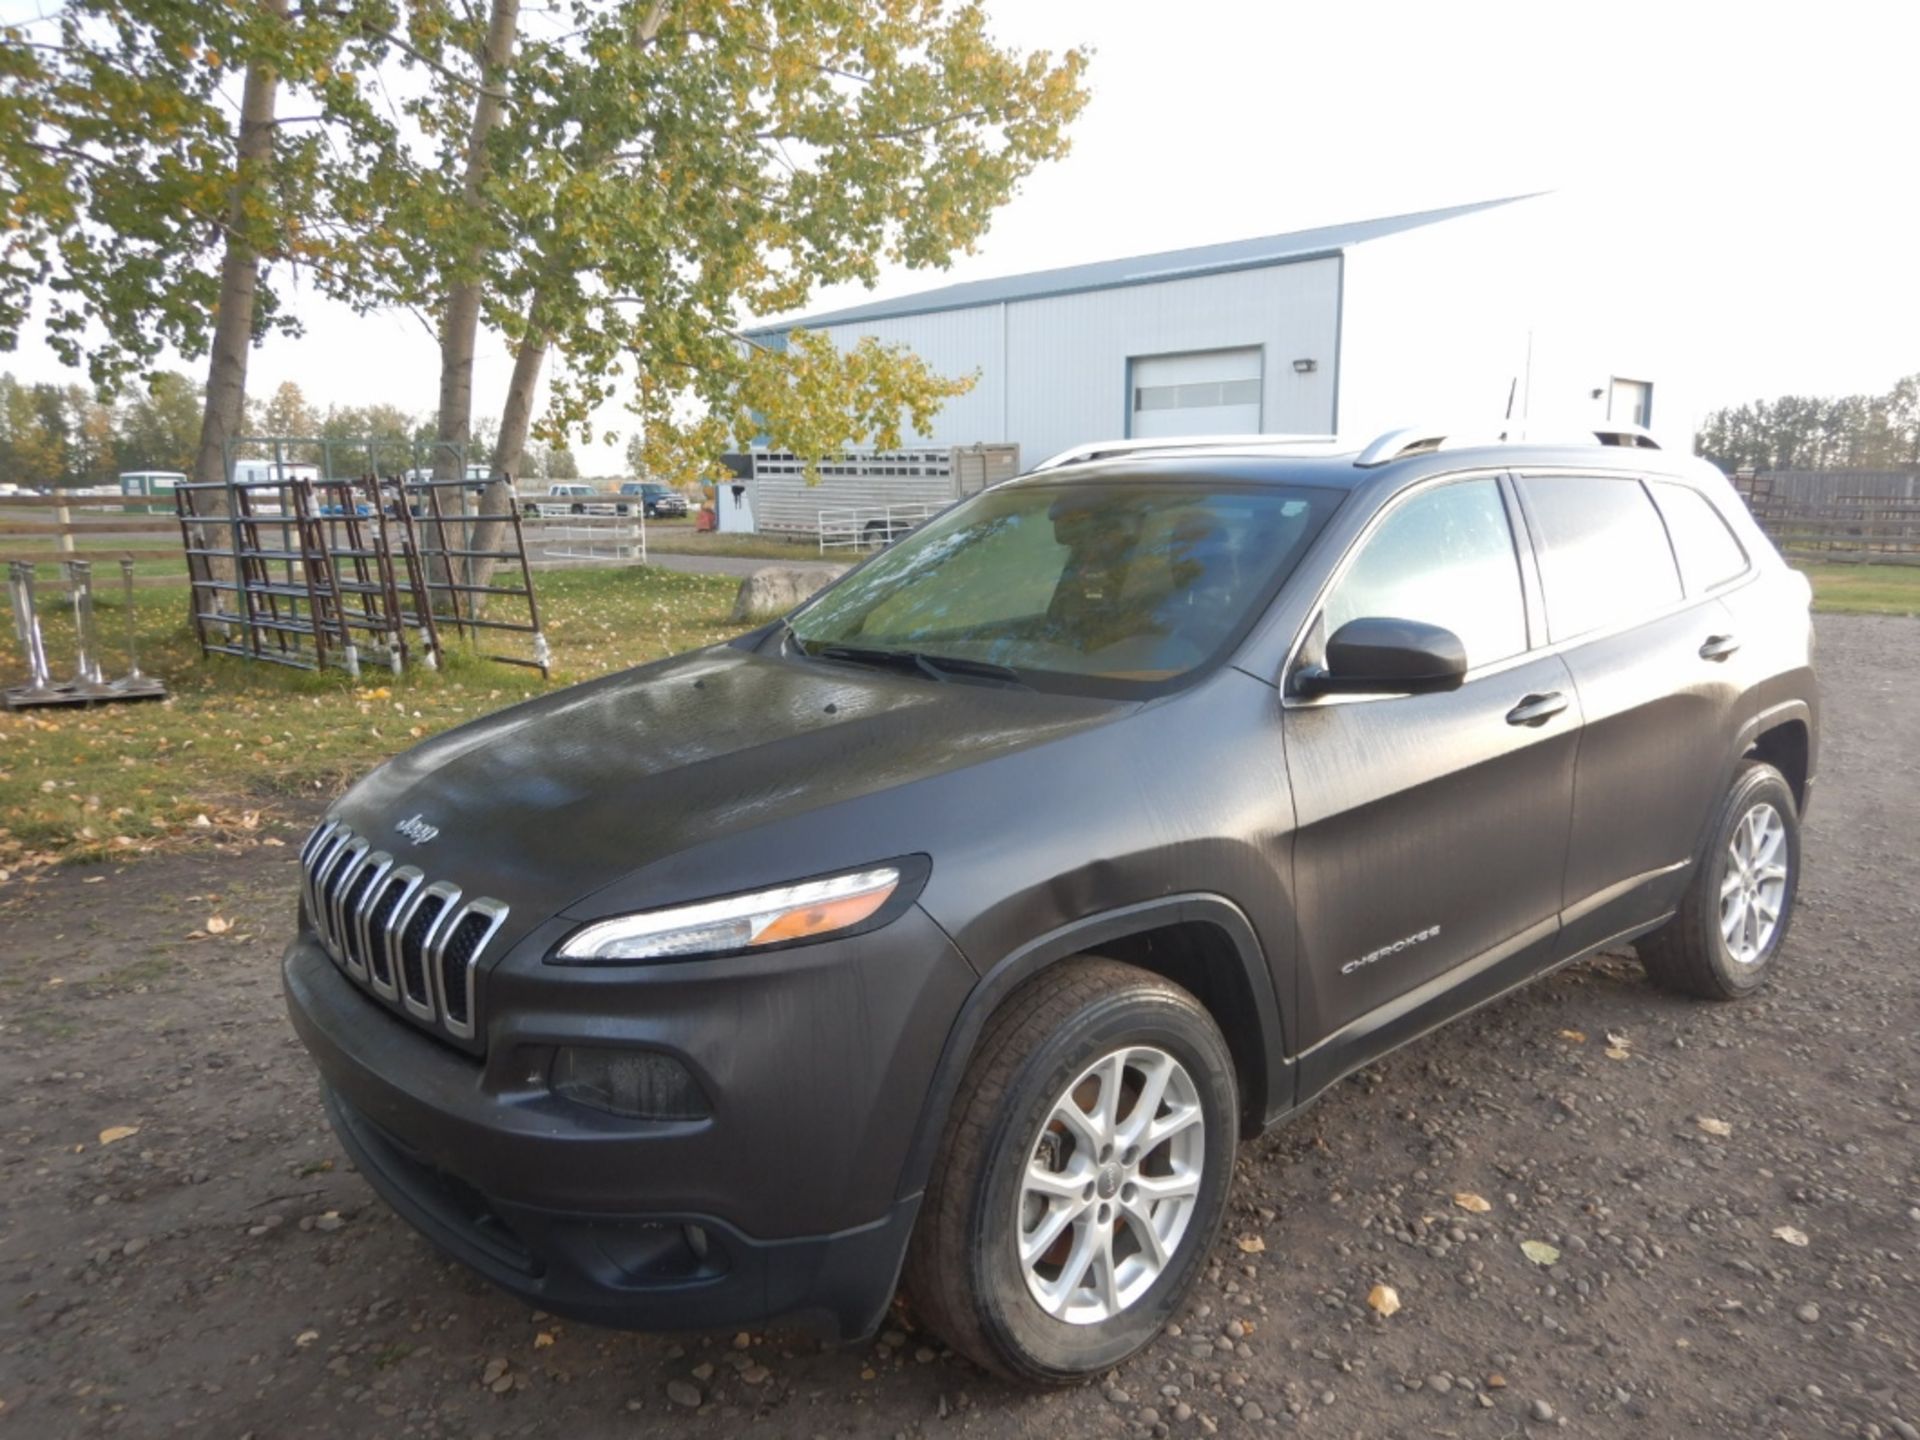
1799 562 1920 616
639 527 829 562
0 566 741 871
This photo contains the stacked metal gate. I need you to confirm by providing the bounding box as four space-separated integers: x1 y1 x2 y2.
176 438 549 679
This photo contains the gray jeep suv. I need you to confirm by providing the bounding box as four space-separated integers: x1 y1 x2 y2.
284 425 1816 1384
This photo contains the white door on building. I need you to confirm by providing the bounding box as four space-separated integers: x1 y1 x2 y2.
1130 347 1263 439
1608 378 1653 428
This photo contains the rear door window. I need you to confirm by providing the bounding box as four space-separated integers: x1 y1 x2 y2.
1649 481 1749 593
1519 475 1683 642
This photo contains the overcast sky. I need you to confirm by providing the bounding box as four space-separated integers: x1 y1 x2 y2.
6 0 1916 472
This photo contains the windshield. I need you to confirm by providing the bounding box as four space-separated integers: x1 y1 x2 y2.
789 479 1341 695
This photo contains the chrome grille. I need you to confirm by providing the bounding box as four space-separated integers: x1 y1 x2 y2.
299 820 509 1043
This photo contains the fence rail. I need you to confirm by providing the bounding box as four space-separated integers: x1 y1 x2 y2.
1735 482 1920 565
0 491 189 587
818 502 939 553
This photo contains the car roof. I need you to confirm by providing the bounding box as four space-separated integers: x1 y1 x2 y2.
1008 424 1723 496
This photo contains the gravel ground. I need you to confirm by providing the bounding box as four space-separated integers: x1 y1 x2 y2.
2 614 1916 1439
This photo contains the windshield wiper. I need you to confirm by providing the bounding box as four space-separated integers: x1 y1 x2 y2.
911 652 1029 686
812 643 1028 688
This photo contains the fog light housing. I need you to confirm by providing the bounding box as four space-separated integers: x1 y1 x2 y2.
551 1047 710 1120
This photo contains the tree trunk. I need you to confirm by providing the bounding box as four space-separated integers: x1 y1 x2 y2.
461 3 666 597
187 0 287 618
462 300 549 589
433 0 521 487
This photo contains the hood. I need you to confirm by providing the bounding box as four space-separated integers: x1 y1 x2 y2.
326 643 1123 919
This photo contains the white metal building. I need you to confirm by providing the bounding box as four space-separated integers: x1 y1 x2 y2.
743 194 1686 465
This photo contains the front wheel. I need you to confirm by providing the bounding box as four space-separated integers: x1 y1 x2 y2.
903 959 1238 1385
1638 759 1801 999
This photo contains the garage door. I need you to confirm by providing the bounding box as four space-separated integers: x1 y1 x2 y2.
1130 348 1263 439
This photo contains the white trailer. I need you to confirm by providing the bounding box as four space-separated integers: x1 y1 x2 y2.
721 444 1019 542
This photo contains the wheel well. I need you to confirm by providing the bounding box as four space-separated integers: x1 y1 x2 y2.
1749 720 1809 811
1086 922 1269 1138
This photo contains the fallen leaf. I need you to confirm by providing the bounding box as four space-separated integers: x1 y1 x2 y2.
1235 1234 1266 1254
1558 1029 1586 1043
98 1125 139 1145
1696 1116 1732 1137
206 915 231 934
1772 1224 1809 1247
533 1332 555 1349
1604 1047 1631 1061
1605 1031 1630 1049
1487 1373 1508 1389
295 1330 320 1348
1453 1191 1493 1213
1366 1283 1401 1316
1520 1240 1561 1266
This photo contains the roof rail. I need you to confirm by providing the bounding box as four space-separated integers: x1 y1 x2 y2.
1030 433 1338 473
1354 422 1663 467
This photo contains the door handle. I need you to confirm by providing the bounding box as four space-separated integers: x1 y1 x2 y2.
1699 634 1741 661
1506 691 1569 727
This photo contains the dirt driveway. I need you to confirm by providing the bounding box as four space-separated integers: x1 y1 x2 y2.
2 615 1916 1439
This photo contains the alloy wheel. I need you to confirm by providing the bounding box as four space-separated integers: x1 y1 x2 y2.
1720 801 1788 965
1016 1045 1206 1324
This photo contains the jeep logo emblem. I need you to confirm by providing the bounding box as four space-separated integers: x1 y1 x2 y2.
394 814 440 846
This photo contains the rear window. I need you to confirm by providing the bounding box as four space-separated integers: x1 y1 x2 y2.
1650 481 1749 593
1519 475 1682 642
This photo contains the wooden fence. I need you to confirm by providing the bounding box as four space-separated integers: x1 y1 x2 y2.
1 490 188 587
1732 478 1920 565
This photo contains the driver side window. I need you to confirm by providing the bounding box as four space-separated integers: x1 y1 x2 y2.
1323 477 1529 670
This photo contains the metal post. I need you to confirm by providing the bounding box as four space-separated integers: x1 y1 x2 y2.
7 562 55 694
66 559 105 686
118 557 142 681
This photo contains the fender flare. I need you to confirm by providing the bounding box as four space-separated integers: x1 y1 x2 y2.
893 893 1288 1204
1682 698 1817 876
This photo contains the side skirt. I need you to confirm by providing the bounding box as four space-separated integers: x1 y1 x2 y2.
1270 912 1671 1127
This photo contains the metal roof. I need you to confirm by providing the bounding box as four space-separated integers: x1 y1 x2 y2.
745 194 1537 335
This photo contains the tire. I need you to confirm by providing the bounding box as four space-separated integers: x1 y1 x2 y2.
1638 759 1800 1000
903 958 1238 1385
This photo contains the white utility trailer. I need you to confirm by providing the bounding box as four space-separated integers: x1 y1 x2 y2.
719 443 1019 543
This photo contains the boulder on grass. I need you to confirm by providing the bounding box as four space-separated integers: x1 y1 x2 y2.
729 565 847 623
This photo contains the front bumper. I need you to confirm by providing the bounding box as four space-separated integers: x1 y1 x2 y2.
321 1082 918 1336
283 904 974 1337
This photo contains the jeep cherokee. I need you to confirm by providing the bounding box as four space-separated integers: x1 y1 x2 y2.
284 424 1816 1384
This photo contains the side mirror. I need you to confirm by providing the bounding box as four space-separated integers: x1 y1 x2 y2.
1293 616 1468 697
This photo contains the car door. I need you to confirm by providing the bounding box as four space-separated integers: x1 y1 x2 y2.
1513 471 1748 952
1285 473 1580 1081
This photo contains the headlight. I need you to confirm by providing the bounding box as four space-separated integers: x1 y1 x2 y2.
554 864 906 963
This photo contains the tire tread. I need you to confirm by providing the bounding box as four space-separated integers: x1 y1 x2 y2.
1639 758 1795 1000
903 958 1207 1382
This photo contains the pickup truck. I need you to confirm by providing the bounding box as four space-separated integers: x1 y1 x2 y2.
617 481 690 519
520 484 629 518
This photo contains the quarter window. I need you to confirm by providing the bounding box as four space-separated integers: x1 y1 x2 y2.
1520 475 1683 642
1650 482 1749 593
1322 477 1529 669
